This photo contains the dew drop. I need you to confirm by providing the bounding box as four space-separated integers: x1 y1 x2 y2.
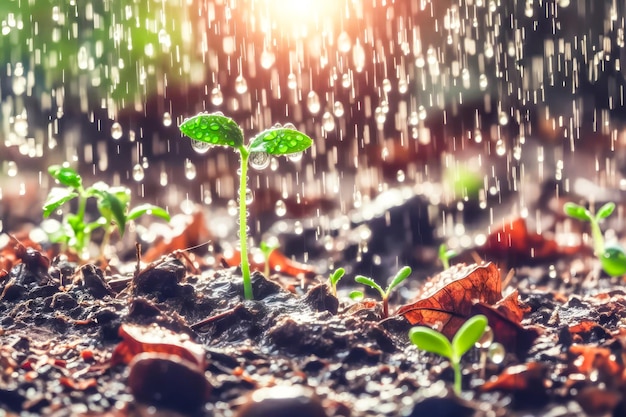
322 111 335 132
132 164 145 182
333 101 344 117
283 122 296 130
211 88 224 106
191 140 212 154
306 91 321 114
163 112 172 127
250 152 270 170
488 343 506 364
111 122 123 140
275 200 287 217
235 75 248 94
245 188 254 204
287 151 303 162
184 160 197 180
337 31 352 53
475 326 494 348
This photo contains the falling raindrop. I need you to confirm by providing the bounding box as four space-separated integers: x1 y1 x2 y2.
322 111 335 132
294 221 303 235
287 73 297 89
77 46 89 70
478 74 488 90
337 31 352 53
382 78 392 93
159 171 168 186
418 105 427 120
226 199 238 216
341 73 351 88
352 41 365 72
111 122 123 140
498 112 509 125
270 158 279 171
184 160 197 180
132 164 145 182
333 101 344 117
158 29 171 49
396 170 405 182
306 91 321 114
163 112 172 127
398 78 408 94
260 50 276 69
211 87 224 106
488 343 506 364
6 161 18 177
250 152 270 170
374 107 386 124
191 140 212 154
475 326 494 348
275 200 287 217
287 152 303 162
235 75 248 94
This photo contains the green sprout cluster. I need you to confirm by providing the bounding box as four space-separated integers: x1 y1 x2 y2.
353 266 412 318
43 165 170 258
179 112 313 300
409 314 488 395
564 202 626 277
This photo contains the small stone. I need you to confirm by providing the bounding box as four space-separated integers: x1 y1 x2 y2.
133 257 185 298
235 385 327 417
128 352 211 412
79 264 114 299
49 292 77 309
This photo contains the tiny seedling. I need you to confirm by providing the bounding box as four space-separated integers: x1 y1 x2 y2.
354 266 412 318
328 267 345 297
179 112 313 300
43 165 170 259
438 243 457 270
259 239 280 277
564 202 626 277
409 314 488 395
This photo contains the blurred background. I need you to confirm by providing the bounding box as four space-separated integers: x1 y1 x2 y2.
1 0 625 272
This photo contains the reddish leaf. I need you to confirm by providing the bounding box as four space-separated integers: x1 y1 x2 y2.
481 217 579 262
481 362 548 392
110 324 205 369
223 248 316 279
59 376 98 391
396 263 502 337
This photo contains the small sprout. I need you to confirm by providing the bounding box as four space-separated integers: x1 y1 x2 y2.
43 165 170 259
180 112 313 300
328 267 345 297
355 266 412 318
259 240 280 277
564 202 626 277
438 243 457 270
409 314 488 395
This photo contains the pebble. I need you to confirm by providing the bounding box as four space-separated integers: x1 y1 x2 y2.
235 385 327 417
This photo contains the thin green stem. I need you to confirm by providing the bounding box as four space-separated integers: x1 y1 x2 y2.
239 148 253 300
442 257 450 270
590 219 604 257
453 361 462 395
382 295 389 318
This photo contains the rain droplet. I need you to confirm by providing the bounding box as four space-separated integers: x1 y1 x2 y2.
275 200 287 217
306 91 321 114
245 188 254 204
227 199 238 216
260 50 275 69
294 221 303 235
211 88 224 106
488 343 505 364
322 112 335 132
352 42 365 72
337 31 352 53
250 152 270 170
374 107 386 124
77 46 89 70
418 105 427 120
382 78 392 93
398 78 408 94
163 112 172 127
132 164 145 182
396 170 405 182
479 74 488 90
270 158 279 171
159 171 168 186
111 122 123 140
287 152 303 162
191 140 212 154
287 73 297 89
6 161 18 177
498 112 509 125
184 160 197 180
158 29 171 49
333 101 344 117
235 75 248 94
475 326 494 348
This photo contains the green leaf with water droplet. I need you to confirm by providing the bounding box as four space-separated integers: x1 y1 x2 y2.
179 113 244 149
96 190 127 237
48 165 82 189
248 128 313 155
452 314 488 359
127 204 171 222
43 188 78 218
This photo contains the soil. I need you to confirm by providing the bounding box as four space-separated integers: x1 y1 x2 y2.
2 199 626 417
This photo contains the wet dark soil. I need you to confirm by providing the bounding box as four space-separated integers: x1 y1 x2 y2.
3 227 626 417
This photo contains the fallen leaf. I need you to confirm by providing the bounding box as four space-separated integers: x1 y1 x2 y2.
110 323 205 369
223 248 316 279
481 362 548 392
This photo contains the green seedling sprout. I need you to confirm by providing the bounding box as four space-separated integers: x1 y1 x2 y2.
354 266 412 318
328 267 345 297
564 202 626 277
43 165 171 259
438 243 457 270
259 240 280 277
409 314 488 395
179 112 313 300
